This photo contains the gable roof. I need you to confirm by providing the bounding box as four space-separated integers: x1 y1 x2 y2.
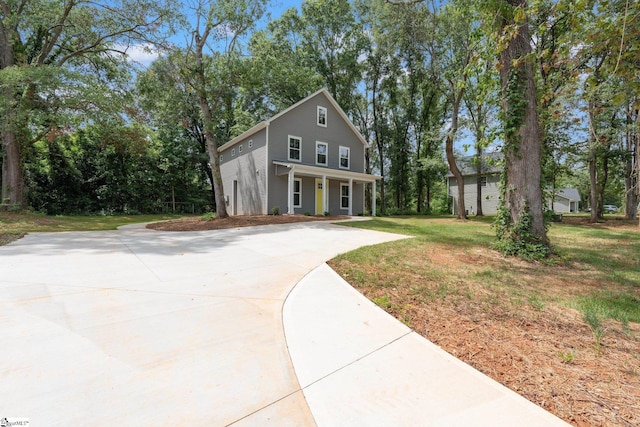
218 88 367 152
446 152 502 177
555 188 581 202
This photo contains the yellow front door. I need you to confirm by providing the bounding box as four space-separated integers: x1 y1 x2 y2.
315 179 323 215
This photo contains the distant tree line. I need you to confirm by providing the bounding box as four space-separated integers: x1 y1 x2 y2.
2 0 638 248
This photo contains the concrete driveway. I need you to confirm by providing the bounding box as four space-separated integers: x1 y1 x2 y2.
0 220 569 426
0 221 405 426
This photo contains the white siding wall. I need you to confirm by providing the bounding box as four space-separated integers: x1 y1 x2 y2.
449 174 501 215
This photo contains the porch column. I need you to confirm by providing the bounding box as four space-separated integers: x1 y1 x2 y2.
348 178 353 216
287 169 294 214
372 180 377 217
322 175 327 214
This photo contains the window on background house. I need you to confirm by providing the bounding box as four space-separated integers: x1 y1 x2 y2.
239 144 243 153
317 106 327 127
340 184 350 209
219 154 223 162
231 148 235 157
288 136 301 161
248 140 253 149
294 179 302 208
316 142 328 166
480 176 487 187
339 146 350 169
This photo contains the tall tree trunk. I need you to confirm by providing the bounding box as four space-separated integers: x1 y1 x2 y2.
625 107 638 220
194 32 228 219
498 0 549 247
587 106 600 222
0 130 26 209
372 78 385 215
475 144 484 216
0 23 25 209
445 86 467 220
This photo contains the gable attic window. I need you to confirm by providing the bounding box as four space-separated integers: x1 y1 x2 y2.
317 106 327 127
339 146 350 169
316 141 328 166
288 136 301 161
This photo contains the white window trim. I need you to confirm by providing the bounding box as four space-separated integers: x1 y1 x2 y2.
288 135 302 162
239 144 243 153
231 148 236 157
294 178 302 208
317 106 327 127
315 141 328 166
339 146 350 170
340 183 350 210
219 154 223 162
480 176 487 187
248 139 253 149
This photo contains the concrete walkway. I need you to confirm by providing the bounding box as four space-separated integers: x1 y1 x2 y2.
0 221 569 426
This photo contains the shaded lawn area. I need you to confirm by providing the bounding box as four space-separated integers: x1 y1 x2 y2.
331 216 640 427
0 212 187 245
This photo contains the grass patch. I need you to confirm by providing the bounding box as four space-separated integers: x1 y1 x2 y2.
330 215 640 425
0 211 186 239
572 292 640 323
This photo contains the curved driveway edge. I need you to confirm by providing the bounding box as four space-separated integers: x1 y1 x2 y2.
283 264 571 427
0 221 406 426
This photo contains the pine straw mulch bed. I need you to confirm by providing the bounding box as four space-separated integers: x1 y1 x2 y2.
146 214 351 231
329 222 640 427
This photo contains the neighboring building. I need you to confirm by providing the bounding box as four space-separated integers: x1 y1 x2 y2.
447 154 580 215
218 89 379 216
447 153 501 216
551 188 581 213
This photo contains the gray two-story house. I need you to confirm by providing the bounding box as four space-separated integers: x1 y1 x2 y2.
218 89 379 216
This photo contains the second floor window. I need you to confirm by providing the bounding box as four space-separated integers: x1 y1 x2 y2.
480 176 487 187
339 146 350 169
316 142 328 166
289 136 301 161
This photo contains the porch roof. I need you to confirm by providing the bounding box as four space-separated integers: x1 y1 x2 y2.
273 161 381 183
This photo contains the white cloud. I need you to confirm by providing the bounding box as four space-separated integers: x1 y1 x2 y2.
113 43 160 67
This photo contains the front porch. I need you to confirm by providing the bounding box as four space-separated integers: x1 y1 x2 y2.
273 161 379 216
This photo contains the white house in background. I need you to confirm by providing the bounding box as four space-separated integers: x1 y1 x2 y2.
550 188 581 213
217 88 379 216
447 155 581 215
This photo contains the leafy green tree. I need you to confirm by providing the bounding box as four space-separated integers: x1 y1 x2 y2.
0 0 178 209
295 0 367 116
246 9 324 117
137 52 216 210
416 0 483 219
491 0 550 258
185 0 267 219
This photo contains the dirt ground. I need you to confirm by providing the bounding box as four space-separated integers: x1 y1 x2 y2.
328 217 640 427
147 214 349 231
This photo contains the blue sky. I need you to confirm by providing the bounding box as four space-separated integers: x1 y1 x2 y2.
126 0 302 67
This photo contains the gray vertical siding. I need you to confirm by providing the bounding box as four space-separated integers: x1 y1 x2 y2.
267 91 367 215
220 128 268 215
